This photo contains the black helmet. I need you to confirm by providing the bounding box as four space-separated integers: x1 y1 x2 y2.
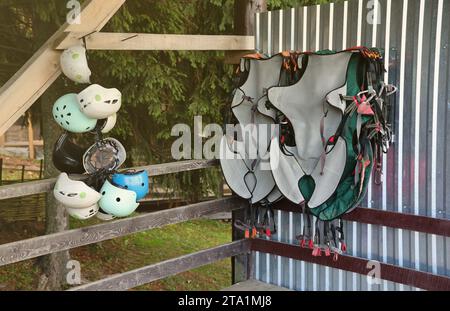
52 132 86 174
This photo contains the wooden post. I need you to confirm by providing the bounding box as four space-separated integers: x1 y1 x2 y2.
38 83 70 291
0 158 3 186
21 165 25 182
27 113 35 159
226 0 266 64
231 0 267 284
39 159 43 180
234 0 267 36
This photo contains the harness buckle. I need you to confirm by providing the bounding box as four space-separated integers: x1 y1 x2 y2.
244 228 250 239
333 252 339 262
341 242 347 252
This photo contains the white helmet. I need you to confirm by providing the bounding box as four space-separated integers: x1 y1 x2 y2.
65 204 99 220
77 84 122 119
60 45 91 84
96 210 116 221
53 173 102 209
99 113 117 134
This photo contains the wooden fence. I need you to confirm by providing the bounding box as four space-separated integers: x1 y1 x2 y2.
0 159 448 290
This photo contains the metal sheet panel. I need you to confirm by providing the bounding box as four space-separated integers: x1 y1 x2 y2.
253 0 449 291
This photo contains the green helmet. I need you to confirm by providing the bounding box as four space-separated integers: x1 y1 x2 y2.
98 179 139 217
53 93 97 133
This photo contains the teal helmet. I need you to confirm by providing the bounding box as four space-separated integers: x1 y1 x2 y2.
98 179 139 217
53 94 97 133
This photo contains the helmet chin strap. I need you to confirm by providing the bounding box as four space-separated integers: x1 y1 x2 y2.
79 31 96 58
94 126 104 146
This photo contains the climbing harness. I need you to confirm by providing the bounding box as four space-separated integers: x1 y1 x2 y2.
224 47 396 259
221 52 303 209
220 53 285 204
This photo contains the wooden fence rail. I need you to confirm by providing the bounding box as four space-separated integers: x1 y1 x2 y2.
0 159 218 200
0 158 449 291
70 240 250 291
0 197 244 267
251 239 450 291
274 200 450 237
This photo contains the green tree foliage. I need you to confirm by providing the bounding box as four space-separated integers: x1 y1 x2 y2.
0 0 334 201
269 0 337 10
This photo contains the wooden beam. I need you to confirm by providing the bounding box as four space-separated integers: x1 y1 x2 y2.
0 0 125 136
273 199 450 237
344 206 450 237
136 159 218 177
56 32 256 51
224 50 255 64
225 1 266 64
4 140 43 147
64 0 126 34
0 159 218 200
27 113 35 159
70 240 250 291
0 176 56 200
0 197 245 267
251 239 450 291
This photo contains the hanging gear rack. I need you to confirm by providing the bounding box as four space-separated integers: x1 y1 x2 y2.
223 47 397 260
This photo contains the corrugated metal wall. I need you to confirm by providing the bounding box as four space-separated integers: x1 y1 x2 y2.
253 0 450 291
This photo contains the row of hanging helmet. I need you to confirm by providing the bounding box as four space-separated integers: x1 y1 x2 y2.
52 45 149 220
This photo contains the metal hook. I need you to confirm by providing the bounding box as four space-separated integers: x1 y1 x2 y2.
78 31 96 50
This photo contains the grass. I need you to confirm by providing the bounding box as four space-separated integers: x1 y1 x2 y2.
0 169 40 181
0 218 232 291
0 159 233 291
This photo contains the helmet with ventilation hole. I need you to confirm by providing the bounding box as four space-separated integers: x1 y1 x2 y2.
53 94 97 133
77 84 122 119
53 173 102 209
98 179 139 217
65 205 99 220
60 45 91 84
111 170 149 201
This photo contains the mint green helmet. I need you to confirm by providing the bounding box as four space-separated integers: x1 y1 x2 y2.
53 94 97 133
98 179 139 217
